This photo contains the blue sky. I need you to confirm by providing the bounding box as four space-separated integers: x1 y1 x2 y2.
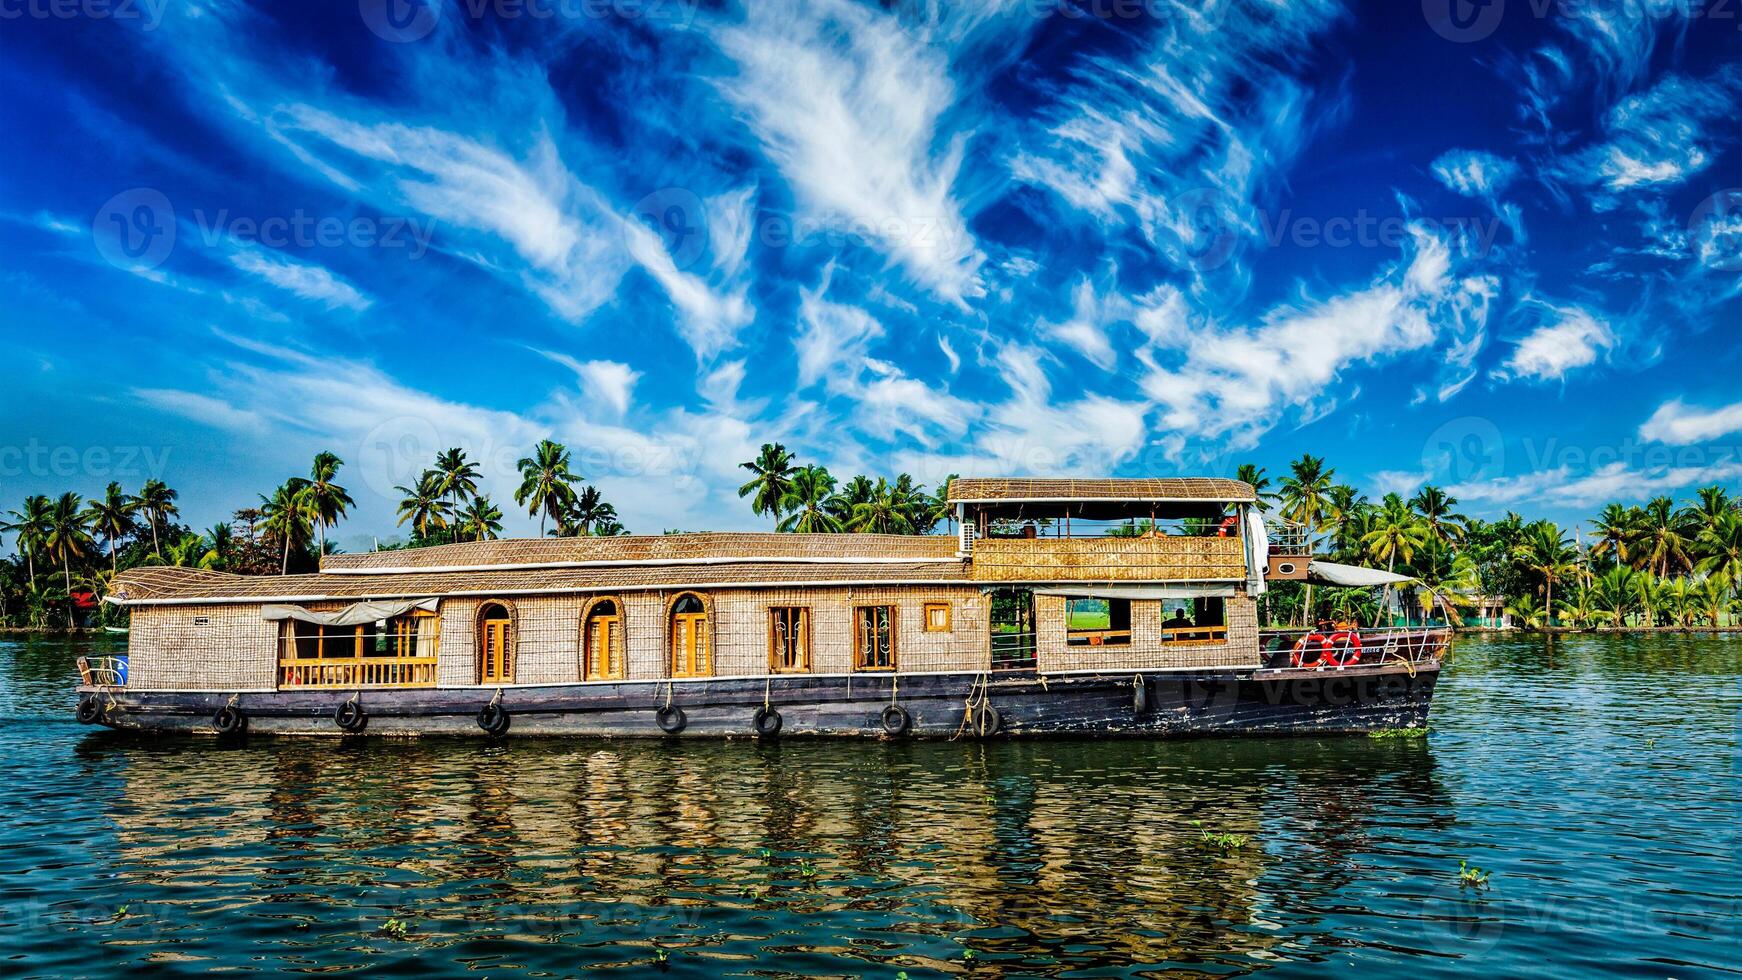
3 0 1741 548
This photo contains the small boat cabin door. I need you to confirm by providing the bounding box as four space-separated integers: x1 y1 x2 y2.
479 603 514 684
989 588 1037 670
670 594 711 678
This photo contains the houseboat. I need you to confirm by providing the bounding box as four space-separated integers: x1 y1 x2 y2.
77 478 1448 738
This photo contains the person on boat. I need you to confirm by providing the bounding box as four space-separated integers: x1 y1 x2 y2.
1163 608 1193 629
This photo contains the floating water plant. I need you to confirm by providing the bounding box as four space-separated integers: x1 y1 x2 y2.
377 917 416 940
1457 860 1491 889
1191 820 1250 852
1368 727 1429 740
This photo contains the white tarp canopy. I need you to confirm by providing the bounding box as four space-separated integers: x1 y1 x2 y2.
262 597 439 627
1031 584 1237 600
1306 561 1413 587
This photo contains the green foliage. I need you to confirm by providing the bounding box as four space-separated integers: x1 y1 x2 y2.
1457 860 1491 889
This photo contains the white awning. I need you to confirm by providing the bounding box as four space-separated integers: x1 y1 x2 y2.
262 597 439 627
1031 584 1238 600
1306 561 1413 587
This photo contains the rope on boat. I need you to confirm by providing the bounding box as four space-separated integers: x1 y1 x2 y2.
662 681 674 710
763 675 772 711
951 671 993 741
889 674 899 705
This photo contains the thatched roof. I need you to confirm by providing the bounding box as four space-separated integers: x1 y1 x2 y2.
947 478 1254 504
320 532 957 573
110 555 970 605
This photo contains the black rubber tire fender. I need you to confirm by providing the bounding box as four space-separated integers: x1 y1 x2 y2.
656 705 687 734
213 704 246 736
76 695 102 725
1132 678 1150 714
752 706 782 737
879 704 912 737
477 702 510 737
975 704 1002 737
335 700 367 733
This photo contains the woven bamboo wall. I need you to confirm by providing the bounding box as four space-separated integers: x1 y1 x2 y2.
435 585 992 685
126 604 279 691
1034 595 1260 673
970 536 1245 583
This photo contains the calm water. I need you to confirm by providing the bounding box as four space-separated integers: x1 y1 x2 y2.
0 634 1736 978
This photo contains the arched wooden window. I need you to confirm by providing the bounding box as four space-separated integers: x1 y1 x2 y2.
582 597 625 681
669 592 712 678
478 601 515 684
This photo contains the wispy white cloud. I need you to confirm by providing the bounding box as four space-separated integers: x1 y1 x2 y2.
1010 0 1343 290
229 249 371 311
1454 459 1742 511
1138 225 1479 447
1553 68 1742 199
1431 149 1520 198
1639 398 1742 446
710 0 984 303
1495 302 1615 382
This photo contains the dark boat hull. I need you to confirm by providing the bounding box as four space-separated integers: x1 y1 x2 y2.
79 661 1439 738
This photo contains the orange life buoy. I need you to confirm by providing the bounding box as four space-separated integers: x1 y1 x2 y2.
1290 633 1330 668
1216 515 1239 537
1323 631 1363 667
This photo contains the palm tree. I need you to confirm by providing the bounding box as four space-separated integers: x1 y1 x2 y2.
927 473 960 532
134 478 180 557
848 478 915 534
1696 575 1729 627
777 466 843 533
458 495 505 542
1593 565 1637 627
1506 594 1548 629
1235 463 1275 512
1514 521 1575 627
1636 496 1694 577
301 451 355 555
1695 510 1742 588
1323 484 1369 559
433 448 482 533
3 494 54 585
891 474 933 533
163 532 209 568
1661 577 1697 629
44 492 93 629
1588 503 1637 570
1361 494 1429 574
515 439 580 536
1556 584 1598 630
260 479 314 574
203 523 233 570
1683 485 1732 528
567 486 616 536
1278 454 1335 624
1409 485 1468 545
1634 571 1665 627
738 443 796 522
81 482 138 575
395 471 453 542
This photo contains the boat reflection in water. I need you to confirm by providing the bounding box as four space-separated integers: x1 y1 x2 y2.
79 734 1449 973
